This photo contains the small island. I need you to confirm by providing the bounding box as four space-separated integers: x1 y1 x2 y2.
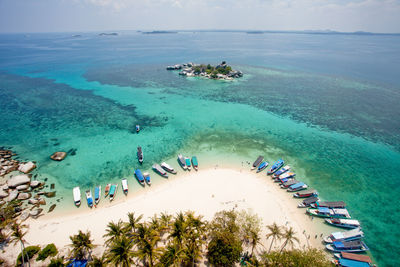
166 61 243 80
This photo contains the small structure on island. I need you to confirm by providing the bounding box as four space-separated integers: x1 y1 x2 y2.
167 61 243 80
50 151 67 161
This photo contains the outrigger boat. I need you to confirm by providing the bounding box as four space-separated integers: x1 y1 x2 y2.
307 207 351 219
137 146 143 164
135 169 145 186
333 252 373 267
293 189 318 198
85 190 93 208
272 165 290 178
287 182 308 192
153 164 168 178
94 185 101 204
177 154 187 170
280 179 300 188
311 201 346 209
326 240 369 253
104 184 111 197
298 196 319 208
161 162 177 174
325 218 361 229
121 179 128 194
324 228 364 244
185 157 191 171
73 187 81 206
267 159 284 175
256 161 268 173
251 156 264 170
143 172 151 185
191 156 199 171
109 184 117 201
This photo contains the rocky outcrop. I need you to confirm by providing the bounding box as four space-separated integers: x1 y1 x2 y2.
7 174 31 188
30 180 41 188
18 161 36 173
30 208 43 218
50 152 67 161
0 190 8 198
7 190 18 201
16 184 30 191
20 210 30 221
17 192 31 200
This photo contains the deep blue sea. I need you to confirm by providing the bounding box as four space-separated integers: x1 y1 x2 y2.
0 31 399 266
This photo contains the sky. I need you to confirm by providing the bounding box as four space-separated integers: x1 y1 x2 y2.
0 0 399 33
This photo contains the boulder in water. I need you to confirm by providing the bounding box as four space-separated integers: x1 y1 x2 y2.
48 204 56 212
7 174 30 188
50 152 67 161
39 198 46 205
18 162 36 173
44 191 56 198
29 198 39 205
30 181 41 188
17 192 31 200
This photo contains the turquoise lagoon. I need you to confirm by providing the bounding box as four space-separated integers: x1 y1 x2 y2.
0 32 399 266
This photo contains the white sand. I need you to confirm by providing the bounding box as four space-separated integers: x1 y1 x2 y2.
4 168 327 264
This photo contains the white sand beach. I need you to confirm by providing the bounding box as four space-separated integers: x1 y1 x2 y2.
3 168 328 264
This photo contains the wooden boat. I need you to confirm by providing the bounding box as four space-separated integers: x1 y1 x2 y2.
280 179 299 188
161 162 177 174
177 154 187 170
104 184 111 197
307 207 351 219
324 228 364 244
135 169 145 186
267 159 284 175
94 185 101 204
272 165 290 178
325 218 361 229
191 156 199 171
143 172 151 185
287 182 308 192
251 156 264 170
137 146 143 164
326 240 369 253
276 172 296 181
85 190 93 208
153 164 168 178
185 157 191 171
333 252 373 267
311 201 346 209
293 189 318 198
298 196 319 208
109 184 118 201
73 187 81 206
121 179 128 194
256 161 268 173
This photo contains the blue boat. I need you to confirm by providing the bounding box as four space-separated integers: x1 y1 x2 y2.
326 240 369 253
135 169 145 185
144 172 151 185
287 182 308 192
336 258 371 267
267 159 284 175
85 190 93 208
256 161 268 173
94 185 101 204
272 165 290 178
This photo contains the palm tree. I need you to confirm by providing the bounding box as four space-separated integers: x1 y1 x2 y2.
103 220 126 246
159 245 182 267
169 212 185 249
106 236 135 267
248 228 262 257
69 230 94 260
10 222 29 267
279 227 299 253
89 253 108 267
125 212 143 234
132 222 162 266
266 223 283 253
181 211 207 266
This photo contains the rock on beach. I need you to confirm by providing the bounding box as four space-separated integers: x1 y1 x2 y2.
7 174 31 188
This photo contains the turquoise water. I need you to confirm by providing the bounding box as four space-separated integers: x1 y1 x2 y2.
0 32 399 266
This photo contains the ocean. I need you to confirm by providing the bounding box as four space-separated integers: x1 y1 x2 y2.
0 31 399 266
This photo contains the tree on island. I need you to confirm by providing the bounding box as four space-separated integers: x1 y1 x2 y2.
69 230 94 260
10 222 30 267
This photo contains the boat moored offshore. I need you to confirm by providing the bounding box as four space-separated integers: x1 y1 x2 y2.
73 187 81 206
272 165 290 178
144 172 151 185
307 207 351 219
287 182 308 192
153 164 168 177
267 159 284 175
161 162 177 174
137 146 143 164
293 189 318 198
109 184 118 201
326 240 369 253
251 156 264 170
323 228 364 244
94 185 101 204
297 196 319 208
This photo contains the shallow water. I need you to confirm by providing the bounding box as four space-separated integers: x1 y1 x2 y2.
0 32 399 266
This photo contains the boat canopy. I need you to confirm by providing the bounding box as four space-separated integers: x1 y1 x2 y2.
317 201 346 208
122 179 128 190
252 156 263 167
338 258 370 267
135 169 145 182
341 219 360 225
94 187 100 199
299 189 317 195
109 185 116 196
303 196 318 205
332 228 363 240
289 182 305 189
283 180 299 186
333 240 363 249
192 156 198 166
73 187 81 202
318 207 330 214
341 252 372 263
332 209 350 216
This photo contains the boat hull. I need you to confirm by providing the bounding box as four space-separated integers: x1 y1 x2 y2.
325 219 360 229
325 244 369 253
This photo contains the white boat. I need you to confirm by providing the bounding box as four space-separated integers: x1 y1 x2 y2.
161 162 177 174
73 187 81 206
121 179 128 194
177 154 187 170
143 172 151 185
153 163 168 178
325 218 361 229
324 228 364 244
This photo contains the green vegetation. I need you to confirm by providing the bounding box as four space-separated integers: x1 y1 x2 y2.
16 245 40 266
260 248 332 267
69 230 94 260
37 243 58 261
48 256 65 267
193 63 233 76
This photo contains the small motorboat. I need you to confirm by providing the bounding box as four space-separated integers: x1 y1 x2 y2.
136 125 140 133
251 156 264 170
297 196 319 208
307 207 351 219
324 228 364 244
153 164 168 178
73 187 81 206
287 182 308 192
161 162 177 174
137 146 143 164
104 184 111 197
85 190 94 208
267 159 284 175
325 218 361 229
272 165 290 178
280 179 300 188
293 189 318 198
333 252 373 267
311 201 346 209
94 185 101 204
326 240 369 253
177 154 187 170
135 169 145 186
256 161 268 173
185 157 191 170
109 184 118 201
192 156 199 171
122 179 128 194
276 172 296 180
144 172 151 185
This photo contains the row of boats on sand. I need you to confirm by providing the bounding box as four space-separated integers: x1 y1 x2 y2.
251 156 374 267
